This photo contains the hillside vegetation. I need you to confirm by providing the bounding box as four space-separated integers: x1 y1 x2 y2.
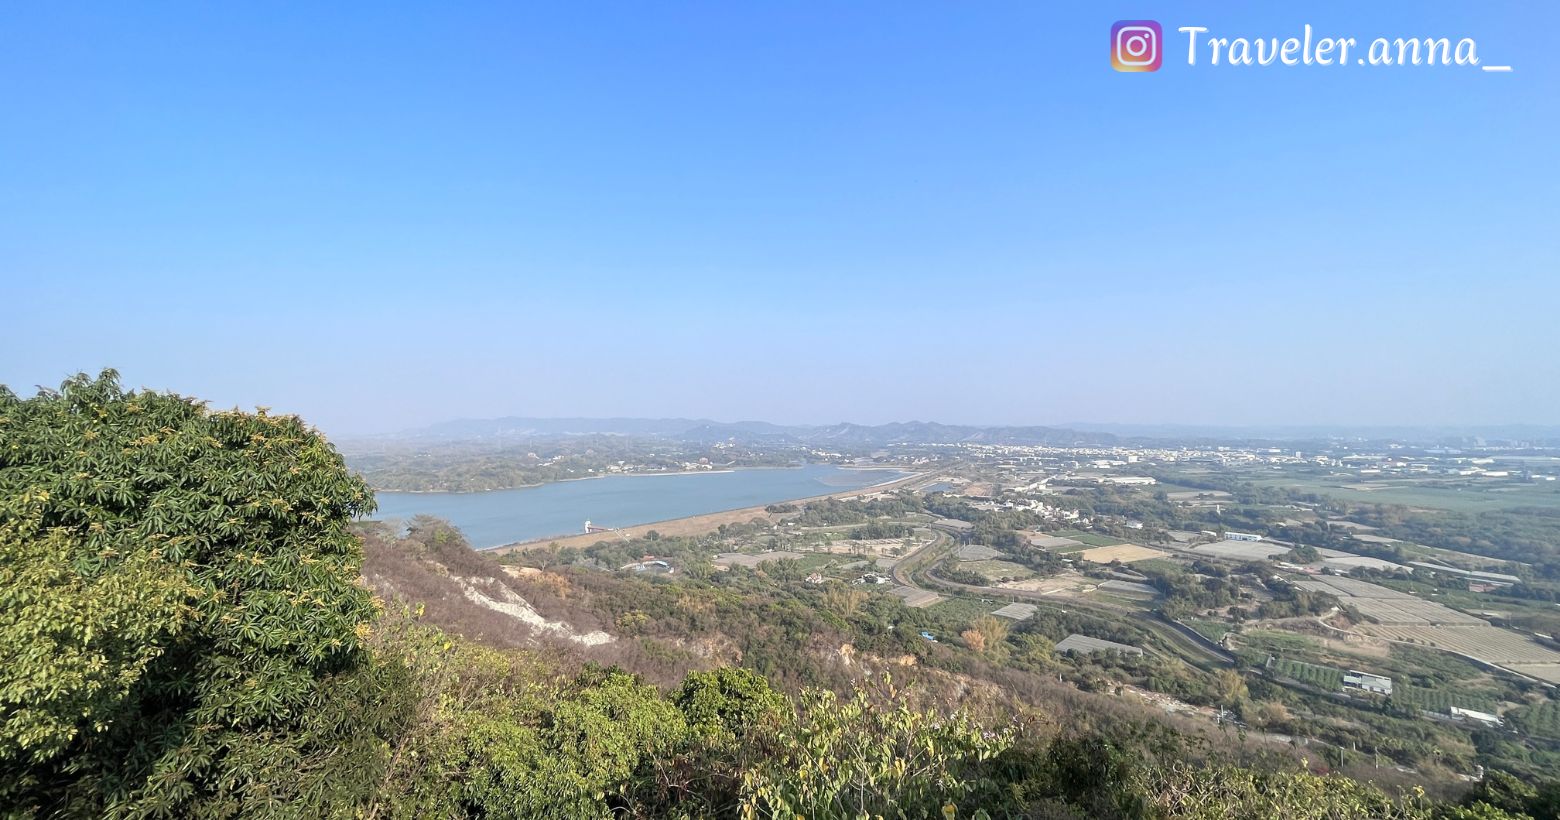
4 372 1558 819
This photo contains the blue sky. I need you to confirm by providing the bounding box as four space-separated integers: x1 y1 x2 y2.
2 2 1556 434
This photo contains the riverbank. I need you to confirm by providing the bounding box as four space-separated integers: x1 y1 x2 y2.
487 470 931 554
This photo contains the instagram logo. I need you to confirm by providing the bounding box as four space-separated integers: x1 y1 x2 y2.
1112 20 1162 72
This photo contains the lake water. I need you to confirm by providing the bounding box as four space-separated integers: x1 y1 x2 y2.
370 464 910 548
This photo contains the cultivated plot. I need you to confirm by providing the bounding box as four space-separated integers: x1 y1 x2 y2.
1079 544 1168 564
958 559 1035 582
1293 576 1483 625
998 571 1093 595
1190 541 1289 561
1358 625 1560 684
1099 579 1159 597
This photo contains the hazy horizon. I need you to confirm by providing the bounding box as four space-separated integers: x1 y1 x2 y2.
4 2 1556 434
9 366 1560 437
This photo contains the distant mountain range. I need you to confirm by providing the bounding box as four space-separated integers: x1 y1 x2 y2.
363 417 1120 448
349 417 1560 450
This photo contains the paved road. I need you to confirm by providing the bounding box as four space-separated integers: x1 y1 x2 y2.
890 528 948 587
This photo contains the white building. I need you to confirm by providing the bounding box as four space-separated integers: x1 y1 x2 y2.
1343 670 1393 696
1449 706 1502 726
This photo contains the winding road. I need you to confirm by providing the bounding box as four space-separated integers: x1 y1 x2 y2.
888 527 1235 667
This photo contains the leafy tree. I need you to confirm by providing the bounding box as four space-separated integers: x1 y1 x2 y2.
820 582 869 618
1215 669 1249 708
736 682 1015 818
675 666 785 743
1461 771 1541 818
1289 544 1322 563
1012 631 1056 668
968 615 1011 657
0 371 385 816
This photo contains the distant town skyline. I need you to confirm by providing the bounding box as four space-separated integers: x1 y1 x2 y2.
3 2 1556 435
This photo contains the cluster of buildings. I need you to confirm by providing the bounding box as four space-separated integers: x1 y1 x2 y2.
881 439 1557 486
1337 453 1554 481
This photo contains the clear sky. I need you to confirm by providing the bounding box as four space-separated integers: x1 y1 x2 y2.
2 2 1556 435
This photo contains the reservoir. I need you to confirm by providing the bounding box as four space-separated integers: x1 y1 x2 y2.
370 464 911 548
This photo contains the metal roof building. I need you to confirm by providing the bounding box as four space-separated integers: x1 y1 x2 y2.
1343 670 1393 696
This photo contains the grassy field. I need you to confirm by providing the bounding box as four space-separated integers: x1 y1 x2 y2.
1241 629 1325 655
1243 473 1560 514
957 559 1035 582
926 596 1003 624
1052 529 1125 547
1088 592 1156 611
1184 619 1234 642
1132 558 1182 574
792 554 843 572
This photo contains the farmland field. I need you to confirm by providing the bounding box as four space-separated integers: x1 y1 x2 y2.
1273 658 1343 690
927 596 1003 623
1510 701 1560 738
1390 683 1499 715
1347 598 1485 626
1079 544 1168 564
1191 541 1289 561
1243 629 1324 652
1292 576 1484 625
1359 625 1560 684
1132 558 1181 574
1052 530 1125 547
1359 625 1560 662
956 559 1035 582
1241 473 1560 514
1090 592 1154 609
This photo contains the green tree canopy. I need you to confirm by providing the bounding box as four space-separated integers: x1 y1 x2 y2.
0 371 382 816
